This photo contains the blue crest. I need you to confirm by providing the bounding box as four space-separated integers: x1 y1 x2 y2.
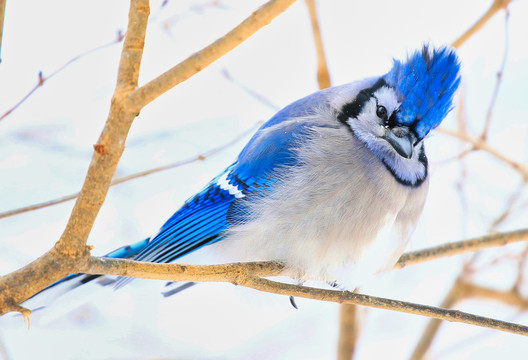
384 46 461 139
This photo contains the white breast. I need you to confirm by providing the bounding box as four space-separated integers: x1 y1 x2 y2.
221 123 428 288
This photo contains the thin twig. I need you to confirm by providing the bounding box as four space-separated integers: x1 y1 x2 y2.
82 256 528 336
221 69 280 111
125 0 298 113
459 281 528 308
490 183 527 230
514 245 528 293
410 277 528 360
437 127 528 180
305 0 330 89
0 32 124 122
0 122 260 220
451 0 511 48
480 9 510 140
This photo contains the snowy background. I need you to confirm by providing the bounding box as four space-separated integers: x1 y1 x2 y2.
1 0 528 359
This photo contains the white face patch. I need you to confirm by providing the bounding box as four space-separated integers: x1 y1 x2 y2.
372 86 400 116
216 172 245 199
345 84 426 186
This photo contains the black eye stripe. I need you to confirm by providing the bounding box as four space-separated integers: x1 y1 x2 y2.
386 110 398 128
337 78 388 123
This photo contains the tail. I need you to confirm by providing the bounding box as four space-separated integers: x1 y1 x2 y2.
23 238 150 311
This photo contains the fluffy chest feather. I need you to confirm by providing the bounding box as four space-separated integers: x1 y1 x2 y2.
222 124 428 287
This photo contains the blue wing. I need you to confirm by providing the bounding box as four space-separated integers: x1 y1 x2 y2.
131 167 239 263
26 87 343 307
129 90 331 265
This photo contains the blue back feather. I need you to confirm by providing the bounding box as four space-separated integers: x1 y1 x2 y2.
131 96 326 263
384 46 461 139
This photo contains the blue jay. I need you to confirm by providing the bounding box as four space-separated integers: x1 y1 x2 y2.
31 46 460 303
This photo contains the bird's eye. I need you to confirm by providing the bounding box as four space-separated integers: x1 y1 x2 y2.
376 105 387 120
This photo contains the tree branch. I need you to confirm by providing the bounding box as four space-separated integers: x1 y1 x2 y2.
125 0 297 113
396 228 528 269
0 0 150 316
436 128 528 180
451 0 510 48
479 9 510 140
81 256 528 336
305 0 330 89
337 304 360 360
76 228 528 286
54 0 149 256
0 32 124 122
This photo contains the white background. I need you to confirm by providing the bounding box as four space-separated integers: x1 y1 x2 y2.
1 0 528 359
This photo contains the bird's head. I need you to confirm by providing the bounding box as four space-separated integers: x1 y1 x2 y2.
339 46 460 159
337 46 460 185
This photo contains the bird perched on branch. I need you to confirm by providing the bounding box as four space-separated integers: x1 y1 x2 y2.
30 45 460 304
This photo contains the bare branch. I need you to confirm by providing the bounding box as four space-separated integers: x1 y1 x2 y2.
459 281 528 308
337 304 360 360
221 69 280 111
480 9 510 140
490 183 527 230
410 277 528 359
0 32 124 122
75 228 528 285
305 0 331 89
54 0 149 256
396 228 528 269
436 127 528 180
81 256 528 336
0 0 150 316
125 0 298 113
451 0 510 48
0 121 260 220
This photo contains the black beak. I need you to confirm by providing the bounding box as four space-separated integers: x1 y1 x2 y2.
383 130 415 159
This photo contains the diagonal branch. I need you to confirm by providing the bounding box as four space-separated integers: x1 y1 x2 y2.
54 0 149 257
451 0 510 48
0 0 150 316
0 32 124 122
396 228 528 269
436 127 528 180
479 9 510 140
125 0 297 113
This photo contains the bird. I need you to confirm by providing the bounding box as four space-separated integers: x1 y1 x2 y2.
29 45 460 305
